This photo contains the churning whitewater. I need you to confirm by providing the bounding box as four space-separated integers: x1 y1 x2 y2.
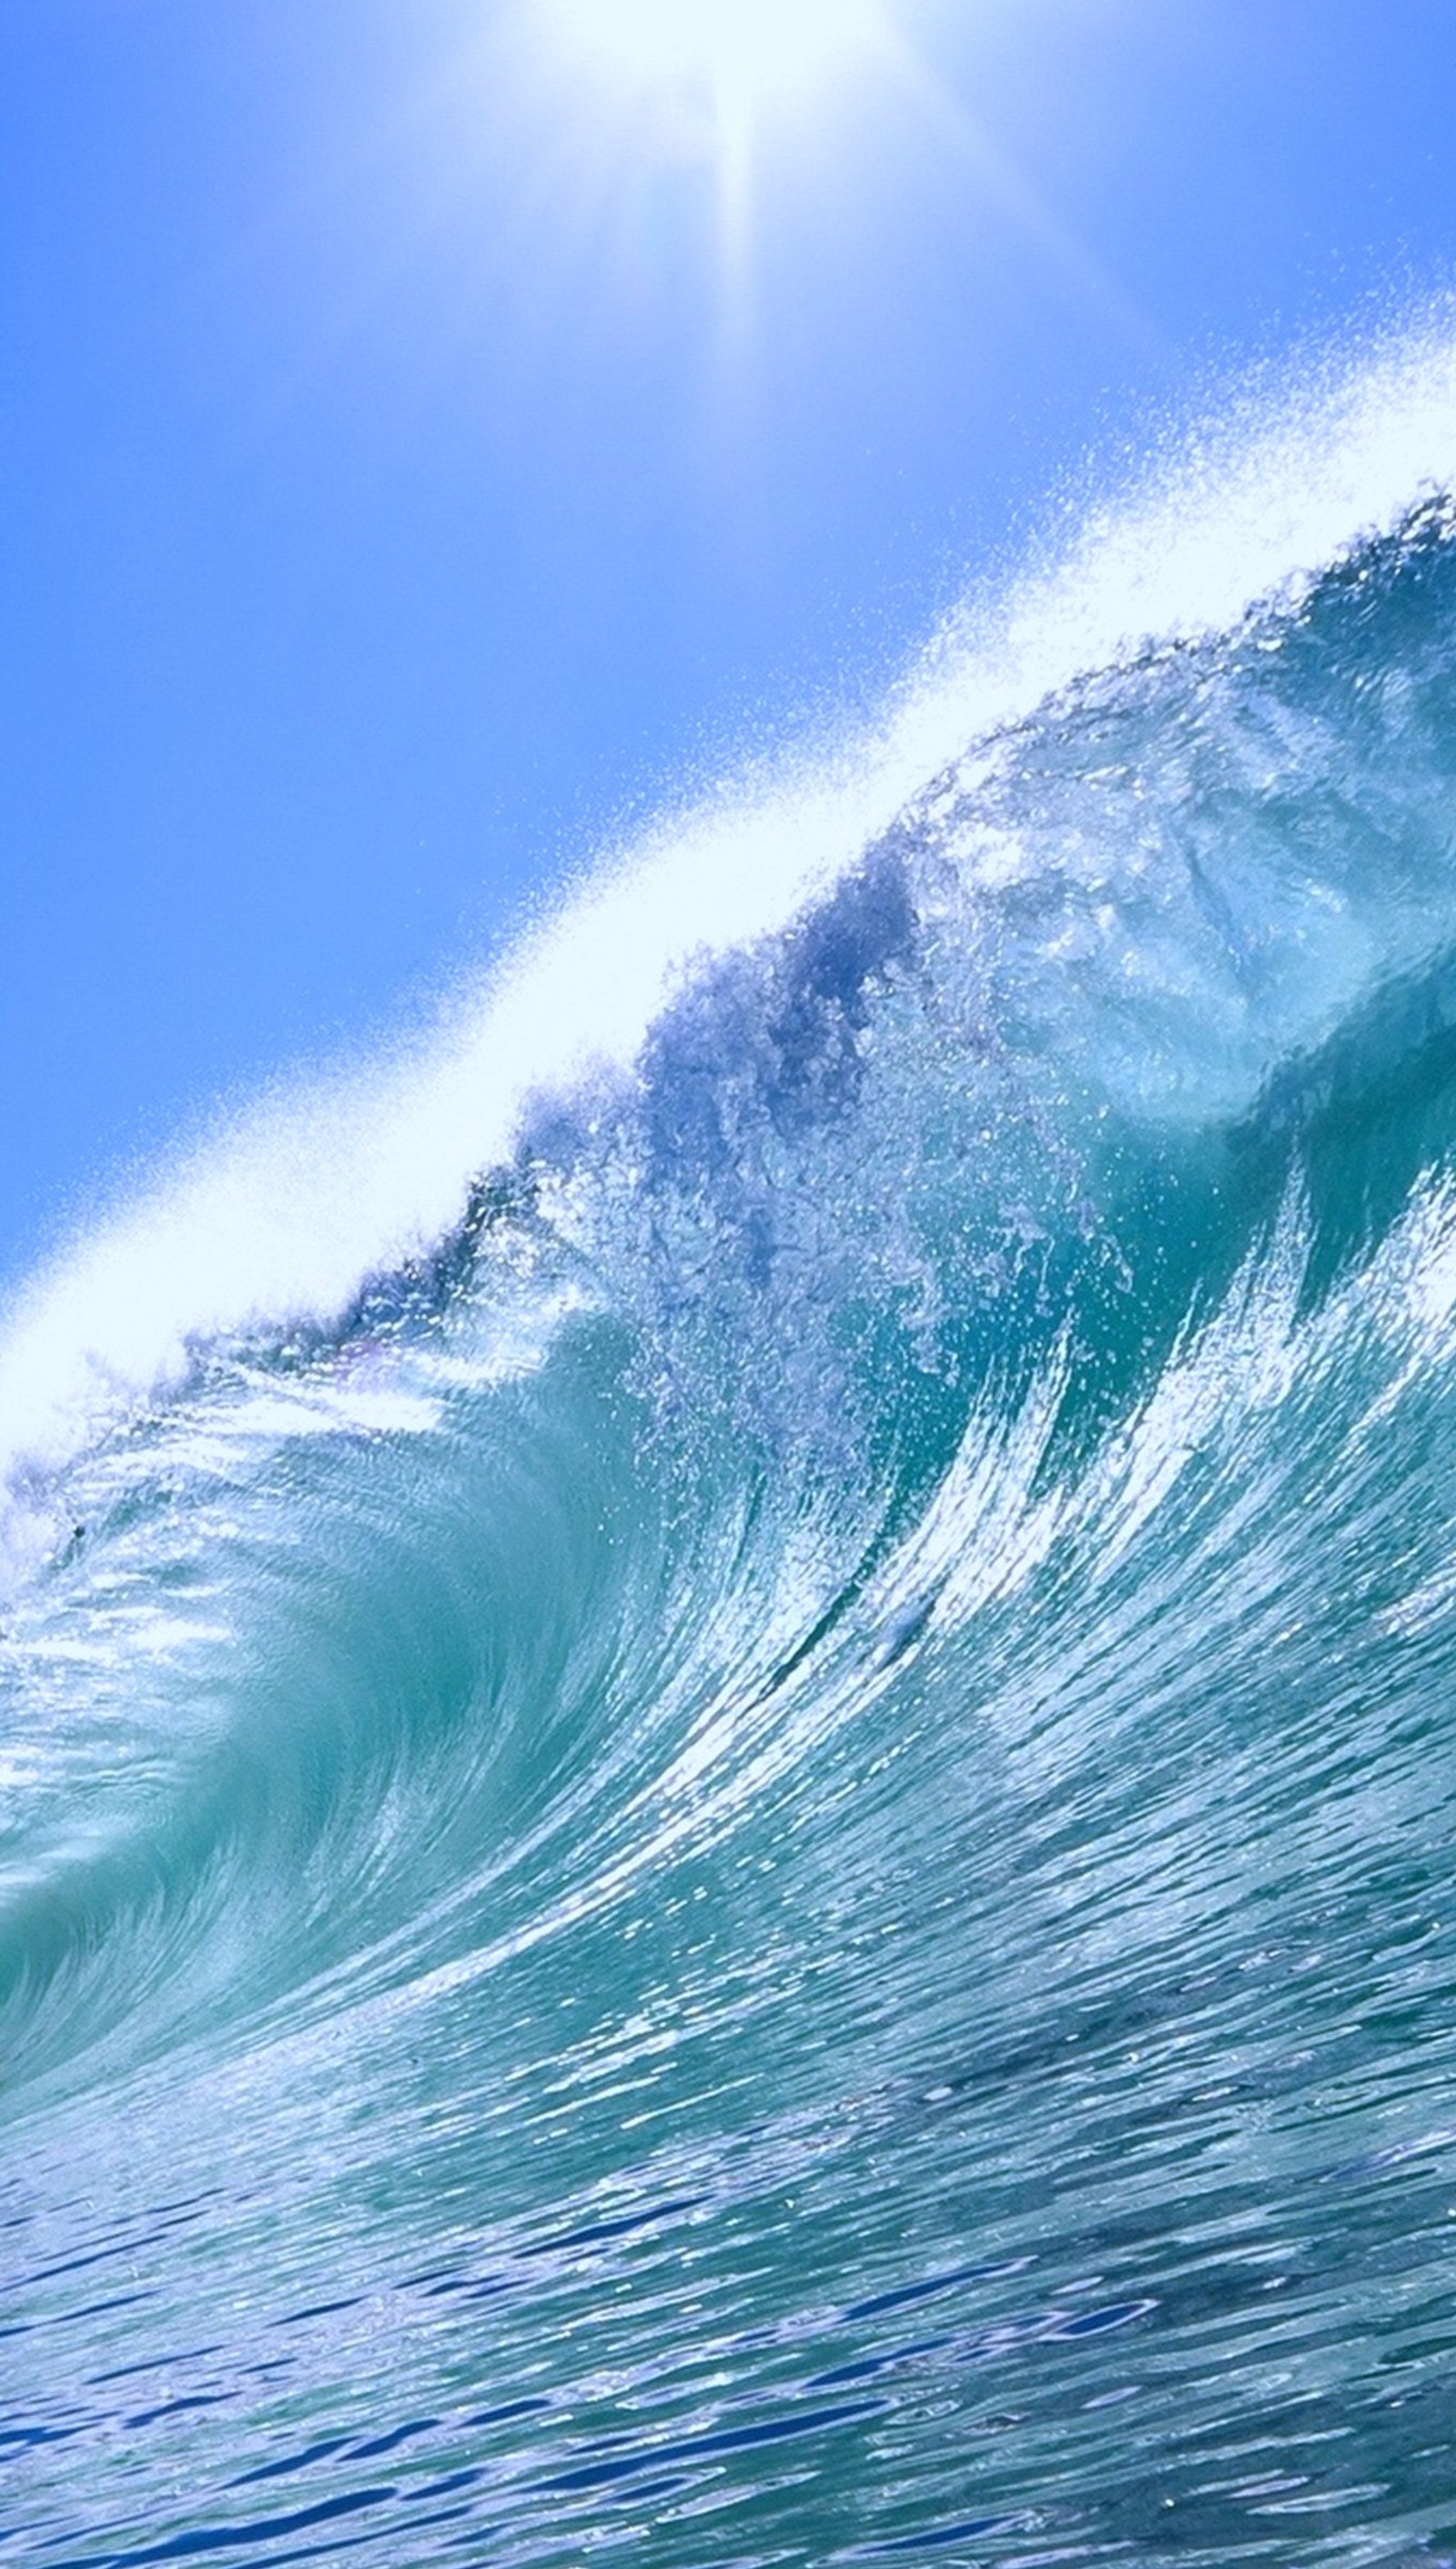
9 337 1456 2568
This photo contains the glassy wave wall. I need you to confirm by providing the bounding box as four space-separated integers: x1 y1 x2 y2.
7 346 1456 2567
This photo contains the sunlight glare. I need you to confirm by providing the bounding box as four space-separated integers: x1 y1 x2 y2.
548 0 882 100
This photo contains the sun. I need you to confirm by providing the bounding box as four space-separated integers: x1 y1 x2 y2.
529 0 899 329
545 0 884 102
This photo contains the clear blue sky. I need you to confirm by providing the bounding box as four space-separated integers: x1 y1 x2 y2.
3 0 1453 1290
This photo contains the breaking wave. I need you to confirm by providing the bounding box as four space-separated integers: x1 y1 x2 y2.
7 326 1456 2568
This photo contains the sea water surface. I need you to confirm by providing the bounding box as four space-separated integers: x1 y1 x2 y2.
7 338 1456 2565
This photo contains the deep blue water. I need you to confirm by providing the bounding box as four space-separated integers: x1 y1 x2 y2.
6 418 1456 2565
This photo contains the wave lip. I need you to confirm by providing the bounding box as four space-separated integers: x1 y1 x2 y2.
6 317 1456 1509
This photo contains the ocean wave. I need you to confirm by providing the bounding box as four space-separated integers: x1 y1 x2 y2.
7 335 1456 2568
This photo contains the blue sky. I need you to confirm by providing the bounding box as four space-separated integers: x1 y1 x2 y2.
3 0 1454 1291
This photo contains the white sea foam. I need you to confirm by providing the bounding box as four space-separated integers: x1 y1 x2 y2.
4 309 1456 1529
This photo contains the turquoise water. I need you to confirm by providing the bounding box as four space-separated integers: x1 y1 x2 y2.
8 402 1456 2564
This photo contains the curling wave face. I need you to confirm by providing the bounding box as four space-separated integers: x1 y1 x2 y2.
7 359 1456 2567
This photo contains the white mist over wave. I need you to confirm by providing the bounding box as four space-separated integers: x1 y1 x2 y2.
4 309 1456 1551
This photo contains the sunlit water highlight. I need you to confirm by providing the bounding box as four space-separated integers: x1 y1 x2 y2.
7 332 1456 2567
